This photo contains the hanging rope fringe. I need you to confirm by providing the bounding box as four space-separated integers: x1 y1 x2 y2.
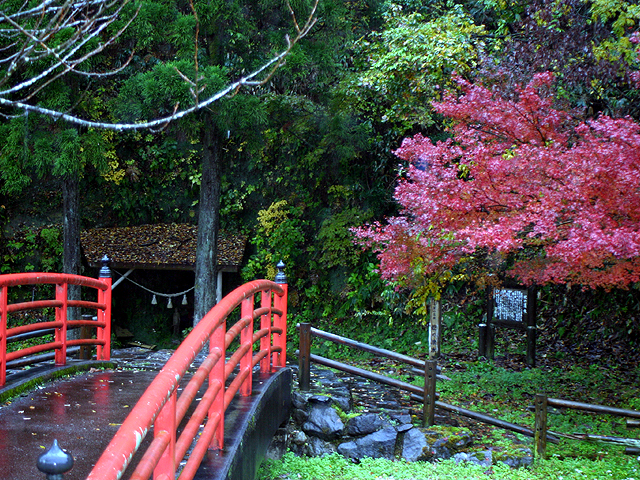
112 270 195 307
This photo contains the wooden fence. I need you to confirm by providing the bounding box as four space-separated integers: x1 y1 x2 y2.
298 323 640 458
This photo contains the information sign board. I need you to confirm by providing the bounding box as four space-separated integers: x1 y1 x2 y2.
494 288 528 323
480 286 537 366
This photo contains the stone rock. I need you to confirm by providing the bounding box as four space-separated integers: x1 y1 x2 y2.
346 413 385 436
400 427 430 462
389 413 412 425
302 404 344 441
448 431 473 451
312 368 340 385
377 398 401 409
291 391 308 410
288 430 310 457
308 394 333 406
292 407 308 424
299 389 352 413
396 423 413 434
337 426 397 460
290 429 308 445
453 450 493 467
286 365 535 469
265 427 289 460
325 387 352 412
496 448 533 468
422 428 474 460
308 436 338 457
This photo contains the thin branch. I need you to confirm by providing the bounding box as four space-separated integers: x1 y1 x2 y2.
0 0 136 95
0 0 318 130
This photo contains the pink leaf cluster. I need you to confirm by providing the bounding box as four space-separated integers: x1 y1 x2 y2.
356 73 640 289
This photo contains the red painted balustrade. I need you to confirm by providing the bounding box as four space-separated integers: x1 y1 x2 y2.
0 264 113 387
86 272 288 480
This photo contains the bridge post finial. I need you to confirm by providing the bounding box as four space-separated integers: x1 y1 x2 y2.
37 439 74 479
275 261 287 284
99 255 111 279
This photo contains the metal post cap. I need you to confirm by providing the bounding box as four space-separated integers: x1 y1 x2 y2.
275 261 287 284
99 255 111 278
37 439 74 478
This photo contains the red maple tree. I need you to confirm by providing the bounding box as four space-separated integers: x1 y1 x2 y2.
356 73 640 290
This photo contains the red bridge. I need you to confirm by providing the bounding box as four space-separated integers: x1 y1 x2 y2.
0 259 290 480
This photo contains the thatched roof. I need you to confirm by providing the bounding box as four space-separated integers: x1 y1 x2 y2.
81 224 246 272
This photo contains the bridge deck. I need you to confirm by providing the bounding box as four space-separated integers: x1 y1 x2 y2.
0 367 159 480
0 351 291 480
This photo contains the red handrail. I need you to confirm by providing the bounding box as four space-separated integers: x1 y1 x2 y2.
0 267 113 387
87 274 288 480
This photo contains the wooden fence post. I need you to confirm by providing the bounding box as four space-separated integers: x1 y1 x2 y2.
627 418 640 456
487 324 495 360
478 323 487 358
526 325 537 367
534 393 548 460
299 323 311 391
423 360 437 427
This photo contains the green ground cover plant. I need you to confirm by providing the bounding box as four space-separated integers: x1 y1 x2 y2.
263 294 640 480
259 452 639 479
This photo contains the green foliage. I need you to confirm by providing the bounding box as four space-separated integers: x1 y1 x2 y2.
340 5 486 134
431 361 640 460
317 208 369 270
7 332 54 354
117 61 230 121
2 226 63 274
0 118 32 194
242 200 307 281
88 129 200 225
538 285 640 348
0 116 107 196
589 0 640 38
219 180 256 231
473 0 525 35
259 452 640 479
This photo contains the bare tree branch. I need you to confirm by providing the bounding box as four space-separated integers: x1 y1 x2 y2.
0 0 135 91
0 0 318 130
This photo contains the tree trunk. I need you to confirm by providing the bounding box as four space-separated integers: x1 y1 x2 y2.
194 118 221 324
63 173 81 335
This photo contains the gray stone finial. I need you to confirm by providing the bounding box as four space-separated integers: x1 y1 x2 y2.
37 439 74 479
275 261 287 284
99 255 111 278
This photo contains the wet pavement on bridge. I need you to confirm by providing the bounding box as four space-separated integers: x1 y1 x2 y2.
0 348 177 480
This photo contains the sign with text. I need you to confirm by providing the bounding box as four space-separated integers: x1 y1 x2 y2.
493 288 528 323
482 286 537 366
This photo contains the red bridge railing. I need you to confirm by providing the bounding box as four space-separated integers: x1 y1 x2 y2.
0 258 113 387
87 264 288 480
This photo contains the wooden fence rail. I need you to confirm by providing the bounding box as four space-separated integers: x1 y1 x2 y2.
535 393 640 459
297 323 559 443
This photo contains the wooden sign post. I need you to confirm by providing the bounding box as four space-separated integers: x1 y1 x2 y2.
428 298 441 359
481 286 537 366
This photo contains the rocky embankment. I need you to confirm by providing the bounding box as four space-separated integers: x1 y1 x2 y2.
267 366 533 468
